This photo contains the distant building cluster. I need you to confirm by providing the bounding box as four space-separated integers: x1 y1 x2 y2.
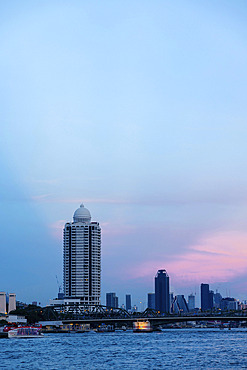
42 204 246 314
105 271 242 314
200 283 238 312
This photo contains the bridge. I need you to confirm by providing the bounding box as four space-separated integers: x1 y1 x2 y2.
39 304 247 327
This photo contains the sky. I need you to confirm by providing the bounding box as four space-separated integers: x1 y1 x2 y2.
1 0 247 307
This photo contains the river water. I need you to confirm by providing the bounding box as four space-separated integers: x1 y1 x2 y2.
1 328 247 369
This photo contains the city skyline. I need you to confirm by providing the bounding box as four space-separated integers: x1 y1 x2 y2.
1 1 247 305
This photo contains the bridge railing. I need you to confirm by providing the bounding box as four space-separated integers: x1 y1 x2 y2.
39 304 247 322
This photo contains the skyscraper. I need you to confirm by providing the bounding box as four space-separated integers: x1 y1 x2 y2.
106 293 118 308
201 283 213 311
0 292 6 314
188 294 195 311
171 295 189 314
155 269 170 313
63 203 101 305
147 293 155 310
126 294 131 311
201 283 209 311
8 293 16 313
214 292 222 309
0 292 16 314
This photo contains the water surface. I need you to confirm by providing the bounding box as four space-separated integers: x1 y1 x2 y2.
1 328 247 369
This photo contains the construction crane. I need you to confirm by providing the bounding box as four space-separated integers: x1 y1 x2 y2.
56 275 62 294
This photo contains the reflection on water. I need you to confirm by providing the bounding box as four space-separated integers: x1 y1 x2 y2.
1 328 247 369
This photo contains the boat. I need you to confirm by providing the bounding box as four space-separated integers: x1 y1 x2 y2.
3 323 18 332
133 321 153 332
96 325 115 333
8 326 44 338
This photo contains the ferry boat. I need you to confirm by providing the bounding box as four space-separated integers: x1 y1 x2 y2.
133 321 153 332
3 323 18 332
8 326 44 338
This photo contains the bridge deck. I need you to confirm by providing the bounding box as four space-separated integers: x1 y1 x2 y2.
61 316 247 325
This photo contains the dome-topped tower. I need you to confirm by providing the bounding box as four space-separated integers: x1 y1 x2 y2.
63 202 101 304
73 203 91 223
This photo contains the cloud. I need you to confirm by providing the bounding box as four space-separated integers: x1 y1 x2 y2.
126 231 247 286
31 194 52 201
30 196 130 204
30 193 247 206
31 179 59 185
49 220 66 240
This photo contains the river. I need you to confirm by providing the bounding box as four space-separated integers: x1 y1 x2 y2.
1 328 247 369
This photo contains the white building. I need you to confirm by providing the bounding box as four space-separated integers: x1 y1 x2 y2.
0 292 6 314
7 315 27 324
0 292 16 314
63 203 101 306
49 297 81 306
8 293 16 313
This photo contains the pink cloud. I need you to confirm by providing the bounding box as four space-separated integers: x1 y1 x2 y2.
126 231 247 285
49 220 66 241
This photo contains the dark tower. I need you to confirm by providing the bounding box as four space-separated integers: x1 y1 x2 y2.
201 283 213 311
155 269 170 313
106 292 118 308
126 294 131 311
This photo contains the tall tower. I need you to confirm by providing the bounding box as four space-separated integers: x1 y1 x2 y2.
63 203 101 305
155 269 170 313
147 293 155 310
188 294 195 311
201 283 210 311
0 292 6 314
8 293 16 313
126 294 131 311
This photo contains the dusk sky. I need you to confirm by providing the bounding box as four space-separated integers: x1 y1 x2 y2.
1 0 247 307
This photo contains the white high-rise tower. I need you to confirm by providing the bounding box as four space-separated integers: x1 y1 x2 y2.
63 203 101 305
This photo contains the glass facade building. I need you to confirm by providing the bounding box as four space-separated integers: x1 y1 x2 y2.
155 269 170 313
201 283 213 311
126 294 131 311
148 293 155 310
106 292 118 308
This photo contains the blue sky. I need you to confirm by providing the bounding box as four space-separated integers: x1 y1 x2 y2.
1 1 247 307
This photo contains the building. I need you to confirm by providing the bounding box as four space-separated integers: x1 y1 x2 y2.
209 290 214 308
220 297 237 311
0 292 6 314
50 297 81 308
172 295 189 314
155 269 170 313
63 203 101 305
106 293 118 308
126 294 131 311
201 284 213 311
16 301 28 309
188 294 195 311
214 292 222 309
147 293 155 310
0 292 16 314
7 315 27 324
8 293 16 313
